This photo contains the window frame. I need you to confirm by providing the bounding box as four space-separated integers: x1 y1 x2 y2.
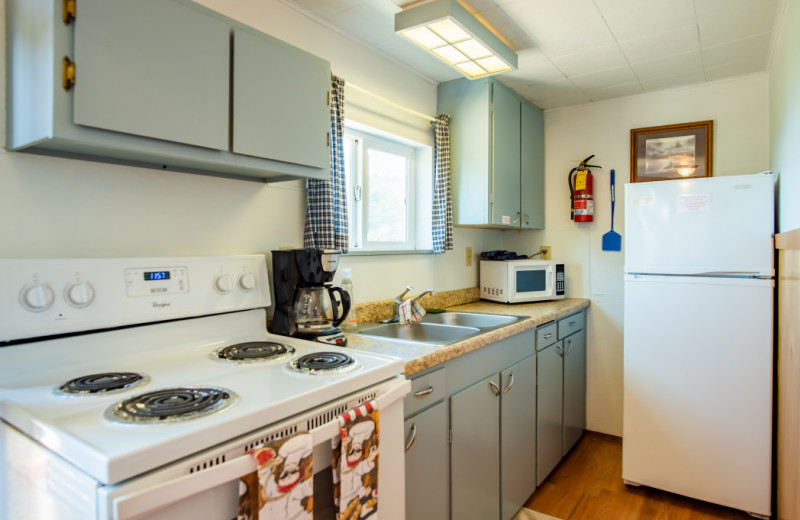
345 126 426 253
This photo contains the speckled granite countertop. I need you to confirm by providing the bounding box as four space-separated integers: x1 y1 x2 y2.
345 298 590 376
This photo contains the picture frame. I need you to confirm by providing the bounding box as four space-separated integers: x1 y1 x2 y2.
630 120 713 182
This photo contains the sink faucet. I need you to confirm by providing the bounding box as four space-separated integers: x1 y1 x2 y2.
381 286 413 323
411 289 435 305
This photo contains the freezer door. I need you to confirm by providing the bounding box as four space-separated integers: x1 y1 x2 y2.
624 173 774 276
622 274 772 516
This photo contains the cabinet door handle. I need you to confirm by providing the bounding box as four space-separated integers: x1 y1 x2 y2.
413 386 434 398
556 343 564 357
512 211 520 224
489 380 500 396
502 373 515 394
565 339 573 356
405 423 417 452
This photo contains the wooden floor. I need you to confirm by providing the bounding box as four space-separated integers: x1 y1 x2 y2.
524 432 758 520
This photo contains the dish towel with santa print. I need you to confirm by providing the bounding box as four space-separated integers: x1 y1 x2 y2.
239 432 314 520
332 400 380 520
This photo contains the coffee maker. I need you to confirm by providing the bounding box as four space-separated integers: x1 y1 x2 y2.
271 248 352 345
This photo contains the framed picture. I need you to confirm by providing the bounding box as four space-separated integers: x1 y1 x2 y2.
630 120 713 182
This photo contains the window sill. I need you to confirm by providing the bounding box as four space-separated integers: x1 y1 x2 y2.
345 249 434 256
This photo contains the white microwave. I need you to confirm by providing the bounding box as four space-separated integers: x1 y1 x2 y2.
480 259 565 303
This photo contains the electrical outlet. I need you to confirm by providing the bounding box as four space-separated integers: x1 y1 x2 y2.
465 247 472 266
540 246 551 260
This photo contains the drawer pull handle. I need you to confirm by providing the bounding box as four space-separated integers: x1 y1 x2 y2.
543 333 552 339
405 423 417 452
413 386 434 398
502 373 515 394
568 321 577 326
489 380 500 396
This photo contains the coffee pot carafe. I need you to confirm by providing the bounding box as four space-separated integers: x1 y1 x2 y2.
292 285 351 335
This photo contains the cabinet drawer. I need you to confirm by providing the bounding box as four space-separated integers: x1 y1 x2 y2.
558 312 585 339
404 368 447 417
536 323 558 351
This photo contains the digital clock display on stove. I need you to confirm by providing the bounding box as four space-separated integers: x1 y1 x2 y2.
143 271 171 281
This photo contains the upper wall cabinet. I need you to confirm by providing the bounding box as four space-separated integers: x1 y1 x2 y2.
6 0 331 182
437 78 544 229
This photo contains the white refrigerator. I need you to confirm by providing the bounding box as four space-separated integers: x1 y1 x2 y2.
622 172 774 518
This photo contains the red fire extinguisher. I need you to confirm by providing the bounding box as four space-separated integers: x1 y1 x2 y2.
569 155 601 223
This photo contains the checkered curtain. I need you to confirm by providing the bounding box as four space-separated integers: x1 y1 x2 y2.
303 74 349 252
431 113 453 254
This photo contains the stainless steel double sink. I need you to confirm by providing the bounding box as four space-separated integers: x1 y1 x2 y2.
352 312 527 346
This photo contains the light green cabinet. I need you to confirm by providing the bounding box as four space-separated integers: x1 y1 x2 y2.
7 0 330 182
437 78 544 229
447 330 537 520
404 400 449 520
535 311 587 485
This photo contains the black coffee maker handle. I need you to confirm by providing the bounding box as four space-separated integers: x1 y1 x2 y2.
327 286 351 328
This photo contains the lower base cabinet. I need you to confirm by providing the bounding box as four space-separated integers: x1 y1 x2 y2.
404 401 449 520
451 354 536 520
536 310 587 485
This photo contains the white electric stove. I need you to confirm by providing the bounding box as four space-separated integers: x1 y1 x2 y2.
0 256 409 520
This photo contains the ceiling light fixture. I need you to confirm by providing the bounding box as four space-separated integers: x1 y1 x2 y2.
395 0 518 80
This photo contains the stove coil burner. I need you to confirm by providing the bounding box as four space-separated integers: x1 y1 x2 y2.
104 386 237 424
57 372 149 396
215 342 295 363
289 352 358 375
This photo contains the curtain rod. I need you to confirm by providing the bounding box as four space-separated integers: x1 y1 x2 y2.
346 82 437 123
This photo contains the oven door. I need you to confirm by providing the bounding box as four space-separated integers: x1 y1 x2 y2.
98 376 409 520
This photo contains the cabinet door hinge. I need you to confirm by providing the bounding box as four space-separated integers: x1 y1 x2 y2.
62 56 76 92
327 91 330 106
326 132 330 147
448 428 452 445
63 0 76 25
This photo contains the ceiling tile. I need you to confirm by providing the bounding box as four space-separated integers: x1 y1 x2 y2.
373 38 463 82
289 0 373 18
328 0 400 45
639 70 706 91
630 50 704 82
593 0 696 42
569 66 639 89
504 48 567 83
701 33 771 69
551 45 629 78
618 25 700 64
583 81 644 102
533 87 593 109
696 0 779 47
704 58 766 81
499 0 616 58
472 6 534 50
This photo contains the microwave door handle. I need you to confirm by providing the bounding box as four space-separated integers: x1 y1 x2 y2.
113 455 257 519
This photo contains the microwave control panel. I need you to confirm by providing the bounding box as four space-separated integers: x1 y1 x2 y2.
556 264 565 295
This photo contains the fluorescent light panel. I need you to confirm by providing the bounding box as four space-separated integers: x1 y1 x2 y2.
395 0 517 80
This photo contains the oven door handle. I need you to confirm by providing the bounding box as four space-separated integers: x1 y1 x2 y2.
113 455 257 520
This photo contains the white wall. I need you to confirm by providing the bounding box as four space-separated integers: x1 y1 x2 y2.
505 74 771 436
769 0 800 233
0 0 500 303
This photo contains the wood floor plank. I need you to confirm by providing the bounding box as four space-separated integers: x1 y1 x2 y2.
525 432 756 520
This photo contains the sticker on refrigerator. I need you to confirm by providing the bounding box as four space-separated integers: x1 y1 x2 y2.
677 194 711 213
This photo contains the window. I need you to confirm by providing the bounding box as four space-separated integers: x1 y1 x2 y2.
344 122 432 253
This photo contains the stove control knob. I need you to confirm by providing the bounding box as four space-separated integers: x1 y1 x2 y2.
20 283 55 312
238 272 257 292
64 281 95 308
214 274 233 294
